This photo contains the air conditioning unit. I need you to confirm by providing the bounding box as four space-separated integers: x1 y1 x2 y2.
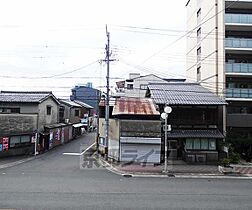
65 118 69 123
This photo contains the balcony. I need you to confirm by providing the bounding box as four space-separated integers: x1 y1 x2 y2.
226 63 252 73
225 38 252 48
225 13 252 24
226 88 252 99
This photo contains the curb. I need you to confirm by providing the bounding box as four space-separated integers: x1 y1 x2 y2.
0 156 35 170
97 157 252 180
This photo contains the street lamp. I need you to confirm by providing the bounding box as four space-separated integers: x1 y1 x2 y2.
161 106 172 173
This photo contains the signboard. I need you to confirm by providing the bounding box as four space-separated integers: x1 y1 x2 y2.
61 128 64 144
2 137 9 151
57 129 61 141
0 138 2 152
55 129 61 141
49 132 53 148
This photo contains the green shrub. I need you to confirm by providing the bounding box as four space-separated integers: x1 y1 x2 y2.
229 152 240 164
221 158 230 166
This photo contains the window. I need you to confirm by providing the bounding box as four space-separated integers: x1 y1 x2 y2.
59 106 65 123
75 109 80 117
140 84 148 90
99 137 105 145
0 107 20 113
197 67 201 82
194 139 201 150
186 138 216 150
197 47 201 62
10 135 31 148
21 135 30 143
127 84 133 89
10 136 20 148
197 28 201 43
201 139 209 150
197 8 201 24
209 139 216 150
47 106 52 115
186 139 193 150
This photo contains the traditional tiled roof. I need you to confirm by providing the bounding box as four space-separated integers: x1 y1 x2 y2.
112 97 159 116
148 83 226 105
167 129 224 139
74 100 93 109
0 91 59 103
59 99 82 107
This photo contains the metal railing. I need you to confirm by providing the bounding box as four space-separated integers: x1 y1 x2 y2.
225 38 252 48
226 88 252 98
226 63 252 73
225 13 252 24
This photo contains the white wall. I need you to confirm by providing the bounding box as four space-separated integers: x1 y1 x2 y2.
186 0 225 97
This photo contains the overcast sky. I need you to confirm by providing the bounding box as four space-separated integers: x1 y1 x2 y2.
0 0 187 98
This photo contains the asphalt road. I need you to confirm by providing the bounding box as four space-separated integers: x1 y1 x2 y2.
0 133 252 210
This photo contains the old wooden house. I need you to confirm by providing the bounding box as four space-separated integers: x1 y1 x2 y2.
99 97 161 164
147 83 227 164
0 91 60 157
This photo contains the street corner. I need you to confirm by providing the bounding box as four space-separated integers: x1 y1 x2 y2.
79 145 106 170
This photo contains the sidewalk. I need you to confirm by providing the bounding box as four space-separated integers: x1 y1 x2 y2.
0 155 34 169
116 162 221 175
97 156 252 178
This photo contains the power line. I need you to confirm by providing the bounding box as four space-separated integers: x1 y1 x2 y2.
123 0 240 72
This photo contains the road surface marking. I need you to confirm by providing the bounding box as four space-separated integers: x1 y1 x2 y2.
63 142 95 156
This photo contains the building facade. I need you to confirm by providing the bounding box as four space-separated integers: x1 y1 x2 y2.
70 85 100 116
98 98 161 164
0 91 60 156
186 0 252 157
113 73 179 98
147 83 226 163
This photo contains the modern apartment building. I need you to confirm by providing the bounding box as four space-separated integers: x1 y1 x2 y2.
186 0 252 156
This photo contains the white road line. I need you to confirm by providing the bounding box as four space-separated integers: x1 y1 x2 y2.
62 142 96 156
62 153 81 156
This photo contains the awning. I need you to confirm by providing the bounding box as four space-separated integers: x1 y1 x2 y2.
72 123 85 128
167 129 224 139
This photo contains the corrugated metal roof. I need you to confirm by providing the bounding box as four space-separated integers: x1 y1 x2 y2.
59 99 82 107
0 91 56 103
74 100 93 109
167 129 224 138
112 97 159 116
148 83 226 105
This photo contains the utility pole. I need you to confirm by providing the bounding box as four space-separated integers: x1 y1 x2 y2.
105 25 110 156
103 25 115 158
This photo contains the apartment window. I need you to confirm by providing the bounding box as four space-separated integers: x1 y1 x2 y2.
197 67 201 82
197 8 201 24
197 47 201 62
46 106 52 115
197 28 201 43
75 109 80 117
140 84 148 90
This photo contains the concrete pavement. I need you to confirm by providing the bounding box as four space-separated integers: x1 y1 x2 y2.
0 133 252 209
